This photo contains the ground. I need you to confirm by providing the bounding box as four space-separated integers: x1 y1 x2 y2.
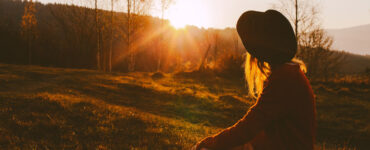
0 64 369 149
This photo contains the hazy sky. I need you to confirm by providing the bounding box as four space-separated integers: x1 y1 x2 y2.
40 0 370 29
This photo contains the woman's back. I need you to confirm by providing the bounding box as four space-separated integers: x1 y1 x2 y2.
250 63 316 150
195 63 316 150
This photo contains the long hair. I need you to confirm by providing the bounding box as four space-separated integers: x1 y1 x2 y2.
245 52 307 99
245 53 270 99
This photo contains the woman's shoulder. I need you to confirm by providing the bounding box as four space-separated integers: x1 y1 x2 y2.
264 62 310 98
266 62 310 91
270 62 301 80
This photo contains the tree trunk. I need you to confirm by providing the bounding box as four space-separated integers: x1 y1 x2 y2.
157 6 165 72
127 0 132 72
27 31 31 64
199 45 211 71
295 0 298 43
95 0 101 70
109 0 114 72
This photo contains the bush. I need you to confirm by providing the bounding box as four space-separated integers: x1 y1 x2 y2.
336 87 352 96
214 53 245 79
151 72 165 80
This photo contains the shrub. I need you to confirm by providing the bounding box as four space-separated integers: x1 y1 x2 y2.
214 53 245 79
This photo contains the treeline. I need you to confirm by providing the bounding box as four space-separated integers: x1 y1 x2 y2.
0 0 368 79
0 0 244 73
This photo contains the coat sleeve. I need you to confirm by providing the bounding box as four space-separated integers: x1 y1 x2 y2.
198 77 291 150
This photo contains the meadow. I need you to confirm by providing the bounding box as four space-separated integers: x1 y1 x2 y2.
0 63 369 149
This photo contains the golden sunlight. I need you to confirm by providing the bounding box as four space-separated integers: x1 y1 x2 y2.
167 0 211 29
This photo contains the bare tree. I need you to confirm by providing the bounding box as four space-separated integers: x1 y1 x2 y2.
90 0 115 72
294 0 298 41
233 31 239 53
94 0 102 70
156 0 174 71
273 0 320 45
300 29 346 79
21 0 38 64
274 0 346 80
199 30 219 71
124 0 152 72
159 0 173 20
108 0 116 72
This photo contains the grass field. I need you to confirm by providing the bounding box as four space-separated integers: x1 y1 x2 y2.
0 64 369 149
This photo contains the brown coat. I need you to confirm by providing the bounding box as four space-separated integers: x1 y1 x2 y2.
197 63 316 150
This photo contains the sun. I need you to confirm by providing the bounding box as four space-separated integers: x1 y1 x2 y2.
169 11 189 29
167 0 210 29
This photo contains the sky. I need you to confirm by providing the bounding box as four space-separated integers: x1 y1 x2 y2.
40 0 370 29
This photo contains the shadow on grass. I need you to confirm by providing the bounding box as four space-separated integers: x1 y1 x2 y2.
0 96 188 149
0 65 249 148
174 71 247 96
68 81 249 128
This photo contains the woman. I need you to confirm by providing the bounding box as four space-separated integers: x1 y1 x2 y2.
194 10 316 150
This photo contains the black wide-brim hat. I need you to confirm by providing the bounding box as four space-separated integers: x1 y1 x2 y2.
236 9 297 64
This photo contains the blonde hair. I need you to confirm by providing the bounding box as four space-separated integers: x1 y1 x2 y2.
244 52 306 99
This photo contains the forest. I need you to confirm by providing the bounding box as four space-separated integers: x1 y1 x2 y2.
1 0 370 77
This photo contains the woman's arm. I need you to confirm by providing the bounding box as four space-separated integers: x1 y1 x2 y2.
196 78 290 150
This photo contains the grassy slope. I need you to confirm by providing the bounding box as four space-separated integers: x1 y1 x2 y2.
0 64 369 149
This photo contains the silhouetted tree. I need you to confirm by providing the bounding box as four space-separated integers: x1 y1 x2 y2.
274 0 346 80
124 0 152 72
273 0 320 46
300 28 347 79
108 0 116 72
94 0 102 70
21 0 38 64
233 31 239 53
199 30 219 71
1 0 360 75
156 0 174 71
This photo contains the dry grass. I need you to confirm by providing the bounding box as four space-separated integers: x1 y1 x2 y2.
0 64 368 149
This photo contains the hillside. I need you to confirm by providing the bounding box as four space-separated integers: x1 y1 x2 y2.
0 64 369 149
341 52 370 73
1 0 369 75
0 0 243 72
327 24 370 55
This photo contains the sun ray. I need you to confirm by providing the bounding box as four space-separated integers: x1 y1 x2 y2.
113 26 169 66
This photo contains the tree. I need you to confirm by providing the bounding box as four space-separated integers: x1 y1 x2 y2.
124 0 152 72
198 30 219 71
108 0 116 72
21 0 38 65
94 0 102 70
274 0 346 80
299 28 346 79
48 3 95 68
273 0 320 45
233 31 239 53
156 0 174 71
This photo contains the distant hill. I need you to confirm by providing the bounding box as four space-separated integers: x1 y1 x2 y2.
341 53 370 73
327 24 370 55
